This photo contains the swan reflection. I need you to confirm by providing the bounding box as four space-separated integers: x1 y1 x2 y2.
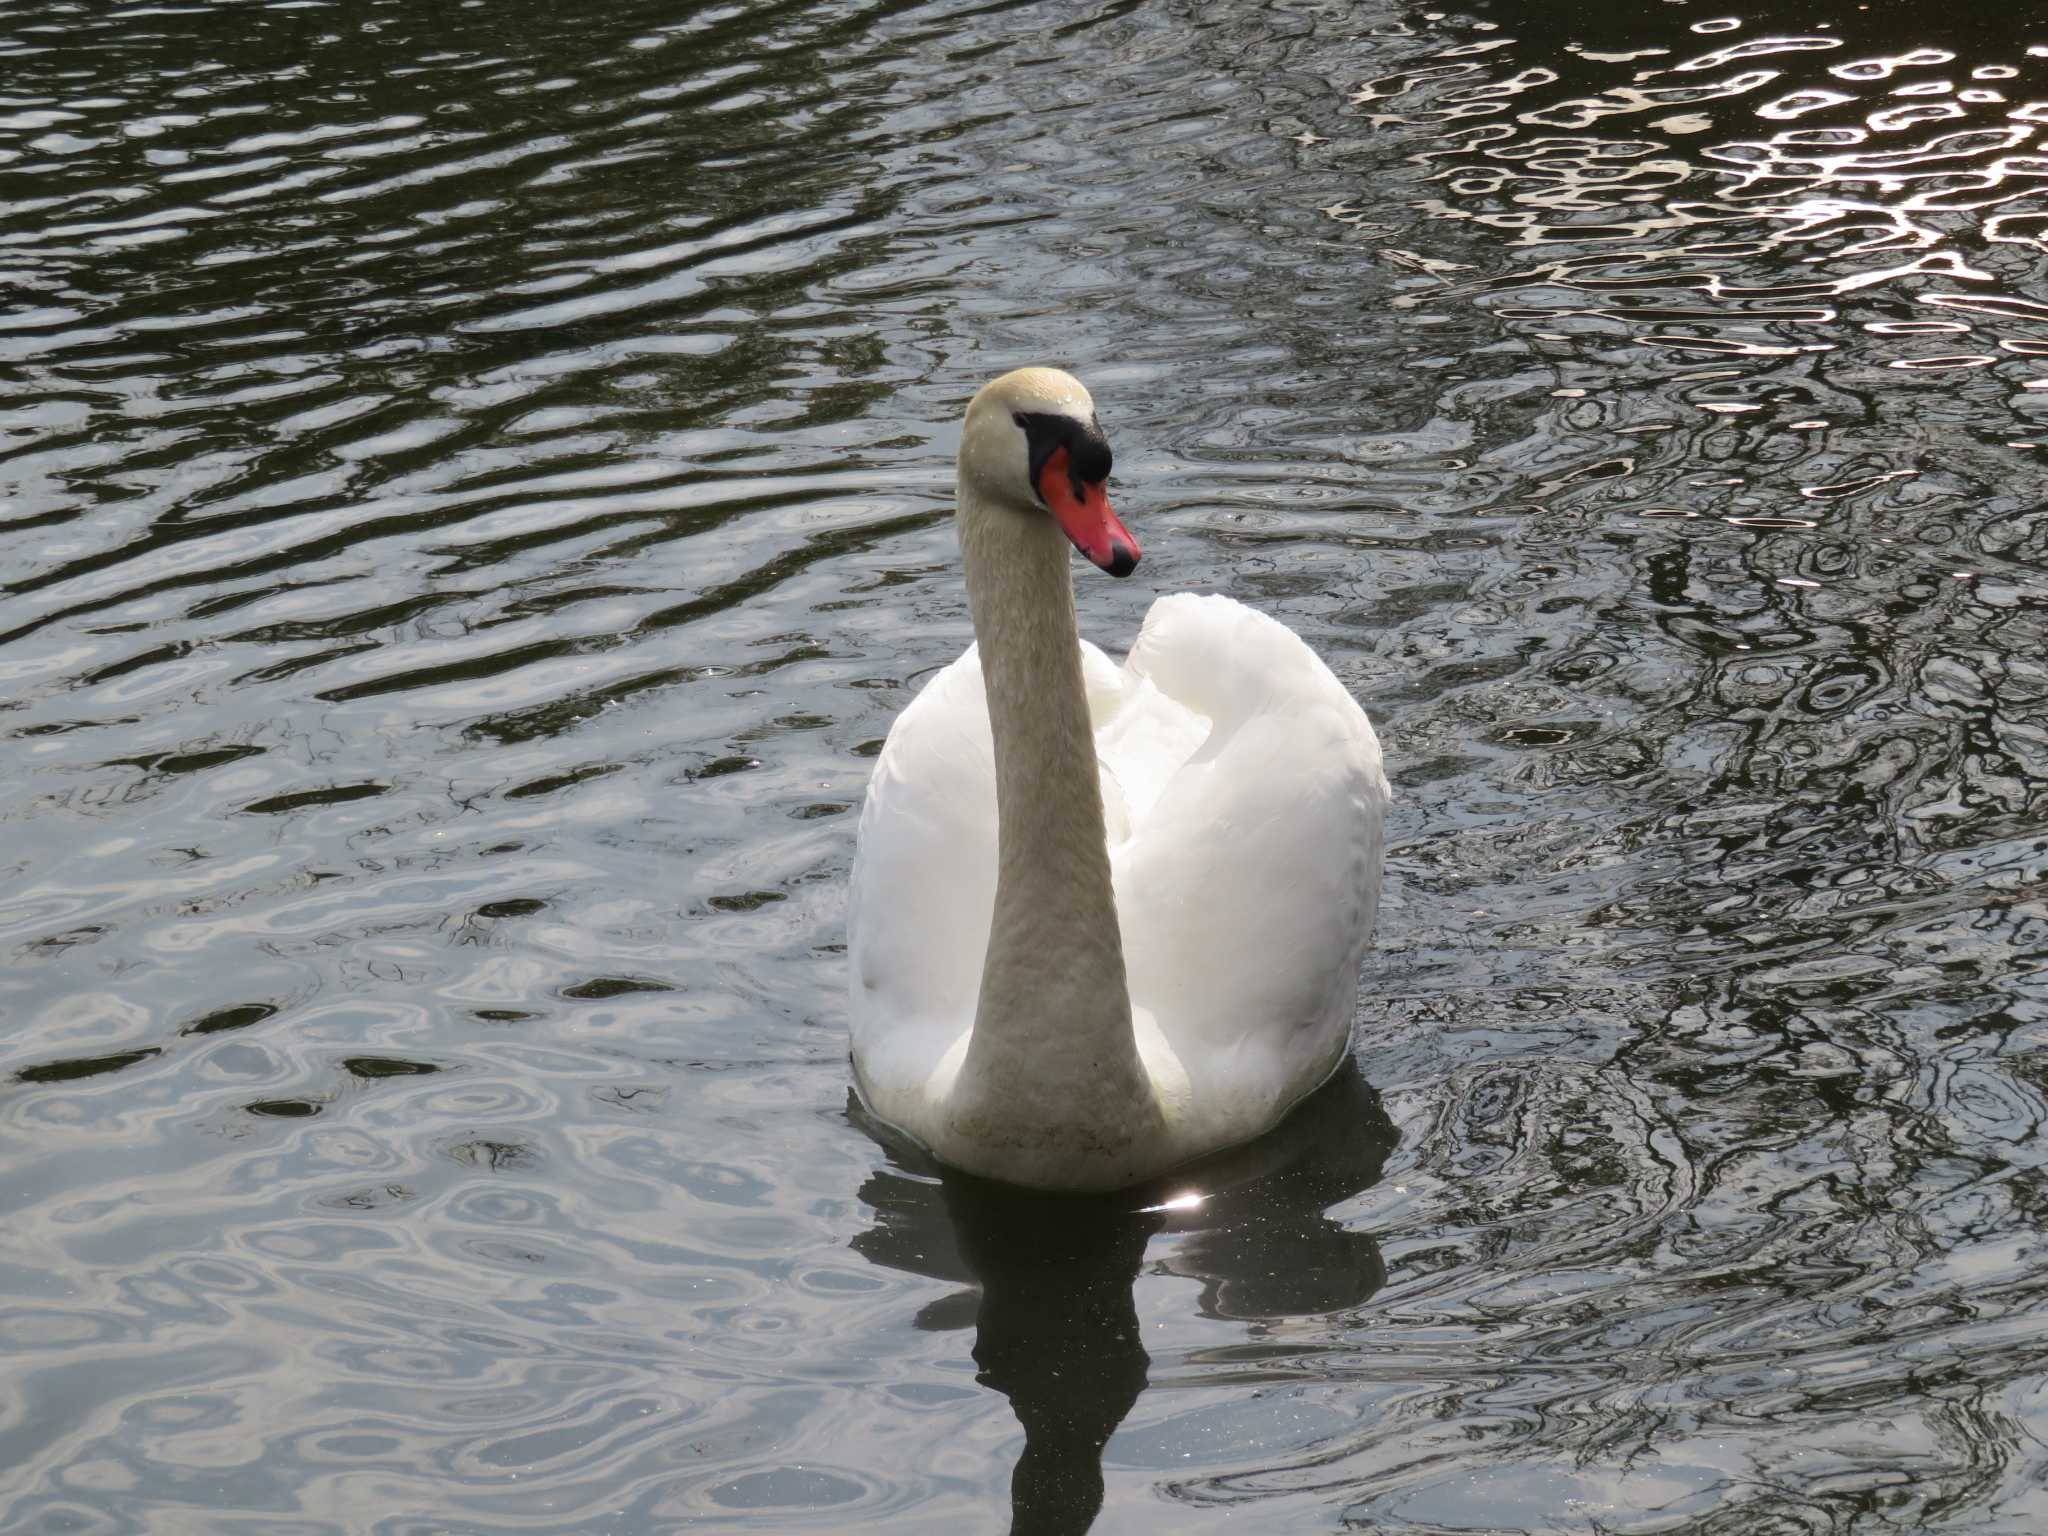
850 1062 1397 1534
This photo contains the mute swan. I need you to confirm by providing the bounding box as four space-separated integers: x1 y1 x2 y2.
849 367 1388 1191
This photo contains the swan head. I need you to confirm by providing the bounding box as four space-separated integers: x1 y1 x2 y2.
960 367 1140 577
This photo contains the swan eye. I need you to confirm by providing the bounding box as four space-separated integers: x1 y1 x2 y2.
1012 410 1114 505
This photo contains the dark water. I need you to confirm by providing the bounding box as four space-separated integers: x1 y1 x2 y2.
4 0 2047 1530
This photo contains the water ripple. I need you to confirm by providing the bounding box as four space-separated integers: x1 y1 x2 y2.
4 0 2048 1531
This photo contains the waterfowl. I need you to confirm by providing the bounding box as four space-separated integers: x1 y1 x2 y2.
849 367 1387 1190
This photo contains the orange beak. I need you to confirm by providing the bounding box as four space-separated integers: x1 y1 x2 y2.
1037 445 1140 577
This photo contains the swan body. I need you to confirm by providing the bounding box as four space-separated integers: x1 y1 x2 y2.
849 368 1387 1191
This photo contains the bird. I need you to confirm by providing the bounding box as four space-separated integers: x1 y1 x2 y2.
848 367 1388 1191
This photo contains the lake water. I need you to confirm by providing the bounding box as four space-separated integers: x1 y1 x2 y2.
4 0 2047 1531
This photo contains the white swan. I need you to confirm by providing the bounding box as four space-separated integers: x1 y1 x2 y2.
849 367 1388 1191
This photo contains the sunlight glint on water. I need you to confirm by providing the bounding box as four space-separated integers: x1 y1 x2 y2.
1 1 2045 1532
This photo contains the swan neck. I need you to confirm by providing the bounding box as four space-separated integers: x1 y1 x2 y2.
952 481 1149 1144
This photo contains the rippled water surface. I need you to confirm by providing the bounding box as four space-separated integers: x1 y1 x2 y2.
5 0 2048 1530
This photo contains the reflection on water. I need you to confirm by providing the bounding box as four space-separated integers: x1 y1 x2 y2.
853 1067 1395 1533
1364 5 2048 359
2 0 2047 1531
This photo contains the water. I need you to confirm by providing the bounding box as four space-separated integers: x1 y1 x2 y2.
3 0 2046 1530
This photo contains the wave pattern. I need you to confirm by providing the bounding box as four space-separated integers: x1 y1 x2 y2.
2 0 2046 1531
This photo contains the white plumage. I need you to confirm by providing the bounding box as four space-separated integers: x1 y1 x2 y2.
849 369 1388 1190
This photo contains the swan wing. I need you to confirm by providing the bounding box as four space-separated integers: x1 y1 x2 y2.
848 648 1000 1111
1110 594 1388 1139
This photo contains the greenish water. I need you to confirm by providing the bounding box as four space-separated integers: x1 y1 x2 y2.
3 0 2046 1531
